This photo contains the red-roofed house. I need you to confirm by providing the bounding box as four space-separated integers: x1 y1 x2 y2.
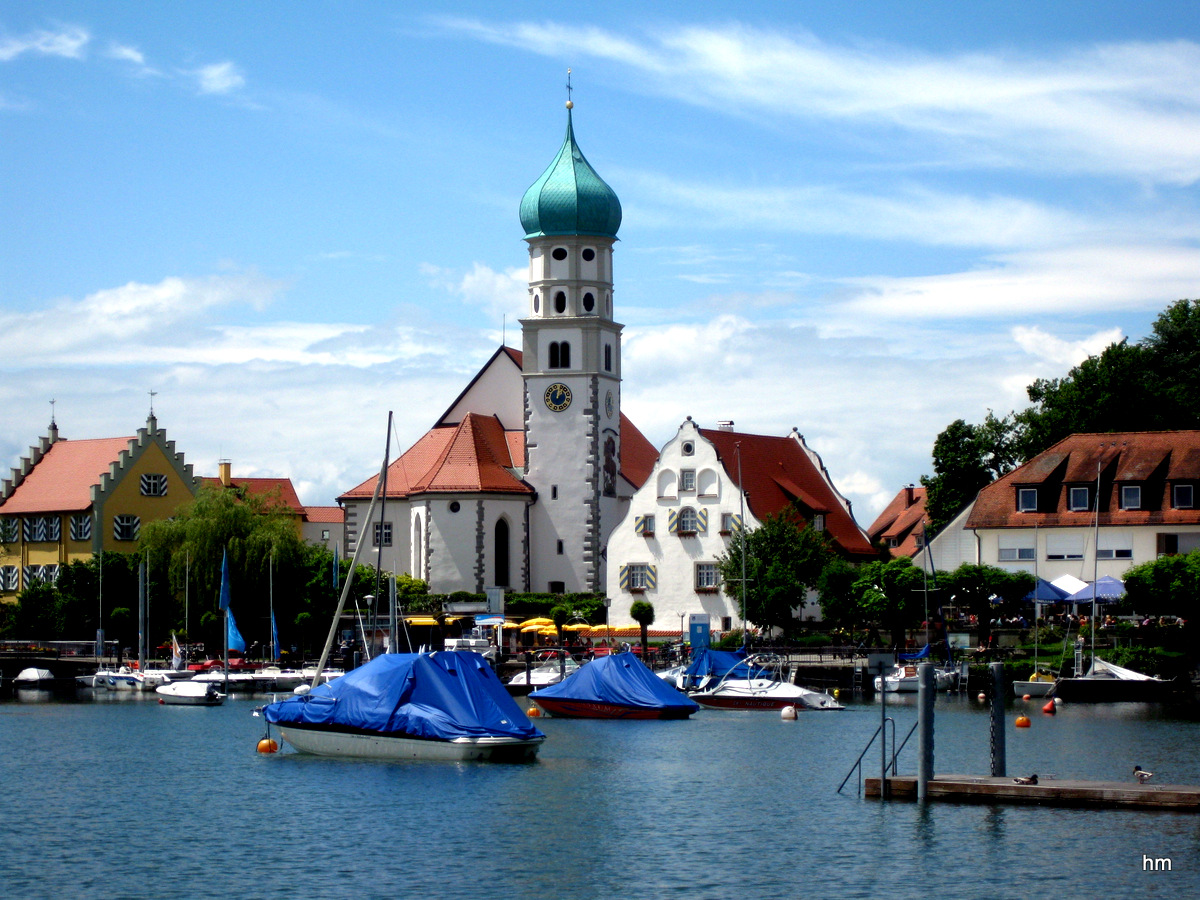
0 415 201 598
868 485 929 557
605 418 874 630
957 431 1200 581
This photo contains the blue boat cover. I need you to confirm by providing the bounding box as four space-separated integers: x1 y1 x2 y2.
679 648 748 689
899 644 932 661
530 652 700 713
262 651 544 742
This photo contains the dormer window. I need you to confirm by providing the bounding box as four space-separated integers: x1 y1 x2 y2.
1175 485 1194 509
1018 488 1037 512
1069 487 1090 511
1120 485 1141 510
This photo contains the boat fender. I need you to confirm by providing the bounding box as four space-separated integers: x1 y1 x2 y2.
158 698 165 705
780 705 798 720
1022 694 1032 701
257 738 279 754
1042 700 1056 715
1053 697 1063 706
1015 715 1031 728
977 692 986 702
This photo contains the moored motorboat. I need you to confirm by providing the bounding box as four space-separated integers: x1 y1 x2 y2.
691 654 844 711
531 652 700 719
874 662 958 693
508 651 580 687
1012 667 1057 698
156 680 225 706
261 651 545 761
14 667 54 688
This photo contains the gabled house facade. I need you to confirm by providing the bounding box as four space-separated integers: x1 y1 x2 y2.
868 484 928 557
962 431 1200 581
0 414 201 598
605 418 875 631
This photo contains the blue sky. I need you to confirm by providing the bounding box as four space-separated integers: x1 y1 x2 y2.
4 2 1200 527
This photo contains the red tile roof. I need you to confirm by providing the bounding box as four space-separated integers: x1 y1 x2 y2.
201 476 304 514
619 414 656 490
304 506 345 524
868 486 927 557
967 431 1200 529
1 437 133 513
699 427 874 557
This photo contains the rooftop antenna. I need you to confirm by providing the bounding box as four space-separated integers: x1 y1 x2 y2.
148 389 157 416
49 398 56 426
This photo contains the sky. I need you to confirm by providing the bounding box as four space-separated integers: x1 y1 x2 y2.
3 2 1200 529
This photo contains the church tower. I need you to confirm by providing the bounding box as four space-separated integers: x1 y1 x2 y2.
519 95 623 593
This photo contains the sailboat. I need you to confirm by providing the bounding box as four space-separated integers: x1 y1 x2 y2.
257 413 545 761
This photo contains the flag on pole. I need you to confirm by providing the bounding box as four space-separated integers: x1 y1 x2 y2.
270 609 280 662
219 550 232 611
226 607 246 653
171 632 183 670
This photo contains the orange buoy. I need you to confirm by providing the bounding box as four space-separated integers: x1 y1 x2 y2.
1042 700 1056 715
1022 694 1032 701
527 706 541 717
256 738 279 754
1015 715 1031 728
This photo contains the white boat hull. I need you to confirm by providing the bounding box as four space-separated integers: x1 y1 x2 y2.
276 724 544 761
1012 679 1056 698
156 681 225 706
692 678 843 711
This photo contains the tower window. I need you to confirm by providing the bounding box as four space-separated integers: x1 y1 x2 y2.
549 341 571 369
552 247 568 261
554 291 566 314
582 248 595 261
449 501 461 513
557 540 564 555
604 344 612 372
533 294 540 313
583 292 595 313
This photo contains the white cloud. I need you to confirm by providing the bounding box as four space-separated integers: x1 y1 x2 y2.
1011 325 1126 369
191 61 245 95
422 262 526 323
0 26 89 62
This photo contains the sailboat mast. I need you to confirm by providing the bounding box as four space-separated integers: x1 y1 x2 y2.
374 411 393 654
1092 457 1101 666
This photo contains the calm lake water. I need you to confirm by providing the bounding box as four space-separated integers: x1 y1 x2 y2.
1 686 1197 898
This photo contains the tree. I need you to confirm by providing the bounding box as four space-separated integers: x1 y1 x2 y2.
1123 550 1200 621
848 557 927 648
921 412 1016 536
630 600 655 656
715 512 837 634
939 563 1035 650
550 604 571 647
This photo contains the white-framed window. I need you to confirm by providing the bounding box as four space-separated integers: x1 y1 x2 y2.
680 469 696 492
0 566 18 591
41 564 59 584
1046 533 1084 560
23 517 46 542
1098 530 1133 560
140 473 168 497
44 516 60 541
23 565 43 586
70 514 92 542
1069 487 1091 511
1174 485 1194 509
695 562 720 592
677 507 699 534
1120 485 1141 510
998 548 1036 561
1096 548 1133 559
113 515 140 542
812 514 826 532
1018 488 1037 512
621 563 656 592
373 522 392 547
720 513 741 534
321 529 331 541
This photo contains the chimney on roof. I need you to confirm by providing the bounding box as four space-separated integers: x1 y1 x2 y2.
219 460 232 486
717 420 735 432
905 483 915 506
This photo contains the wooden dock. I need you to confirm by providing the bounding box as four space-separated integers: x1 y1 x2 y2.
865 774 1200 810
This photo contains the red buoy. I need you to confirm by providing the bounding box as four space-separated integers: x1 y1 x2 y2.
1042 700 1056 715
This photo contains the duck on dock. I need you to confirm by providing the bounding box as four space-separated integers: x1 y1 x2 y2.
1134 766 1154 783
1012 774 1038 785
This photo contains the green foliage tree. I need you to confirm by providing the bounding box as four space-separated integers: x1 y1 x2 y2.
1123 550 1200 620
716 512 837 634
629 600 655 656
921 412 1017 536
939 563 1035 650
847 557 927 648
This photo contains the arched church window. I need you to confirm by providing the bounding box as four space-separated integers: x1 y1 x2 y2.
583 292 595 313
494 519 510 588
554 291 566 314
549 341 571 369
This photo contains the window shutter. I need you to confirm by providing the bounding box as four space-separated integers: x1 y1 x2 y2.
667 510 679 533
619 565 631 591
646 565 657 589
696 509 709 534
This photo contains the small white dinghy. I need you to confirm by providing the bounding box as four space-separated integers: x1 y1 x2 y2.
14 667 54 688
156 680 225 706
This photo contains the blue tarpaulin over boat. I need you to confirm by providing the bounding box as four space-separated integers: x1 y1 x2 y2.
262 651 544 742
679 648 749 690
530 652 700 714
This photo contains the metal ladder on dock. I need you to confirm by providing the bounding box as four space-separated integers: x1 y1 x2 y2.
836 717 918 796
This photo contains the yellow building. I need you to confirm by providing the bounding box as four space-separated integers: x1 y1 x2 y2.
0 414 201 598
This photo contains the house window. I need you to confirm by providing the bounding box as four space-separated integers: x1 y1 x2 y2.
321 529 330 541
682 441 694 456
695 562 720 592
549 580 566 594
680 469 696 492
113 515 140 542
1098 530 1133 560
0 566 17 591
43 516 61 542
1120 486 1141 510
998 548 1036 561
0 517 17 543
1174 485 1194 509
41 564 59 584
636 515 655 536
812 514 826 532
551 485 558 500
373 522 392 547
1017 488 1037 512
627 564 649 591
721 616 732 631
1096 548 1133 559
1069 487 1090 511
720 513 741 534
23 517 46 542
140 473 168 497
1046 534 1084 560
677 507 699 534
70 514 92 542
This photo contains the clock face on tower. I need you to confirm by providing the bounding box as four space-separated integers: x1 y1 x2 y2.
544 382 572 412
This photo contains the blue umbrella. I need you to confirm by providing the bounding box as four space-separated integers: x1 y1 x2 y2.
1067 575 1125 603
1023 578 1070 603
